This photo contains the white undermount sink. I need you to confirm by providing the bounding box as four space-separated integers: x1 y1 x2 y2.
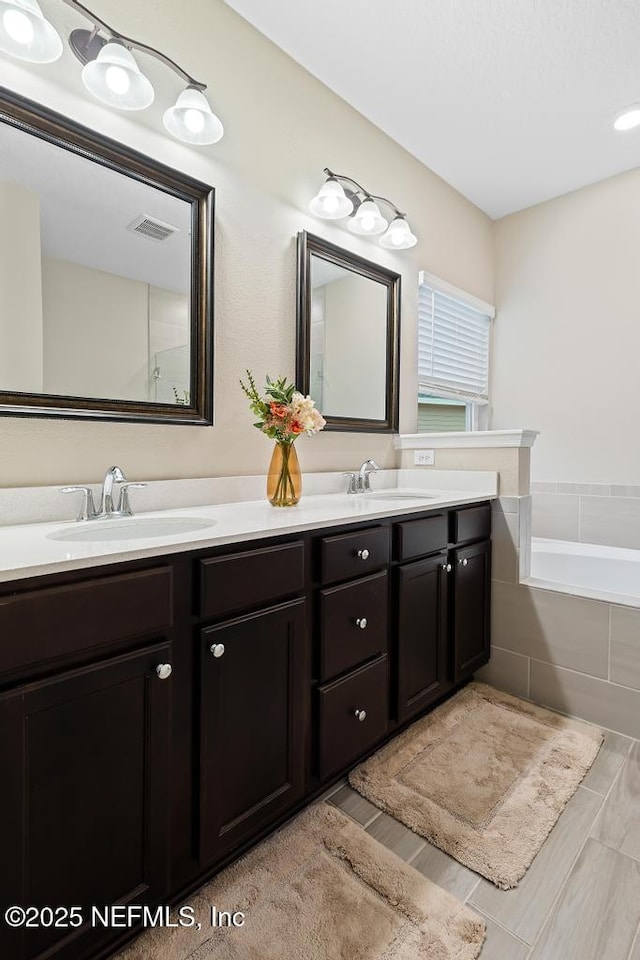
47 517 217 543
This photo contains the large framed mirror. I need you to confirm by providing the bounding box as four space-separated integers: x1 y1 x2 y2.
296 231 400 432
0 87 213 424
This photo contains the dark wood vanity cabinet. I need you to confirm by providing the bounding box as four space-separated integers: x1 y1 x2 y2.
0 642 172 960
199 599 307 863
452 539 492 680
395 505 492 724
396 553 449 722
0 499 491 960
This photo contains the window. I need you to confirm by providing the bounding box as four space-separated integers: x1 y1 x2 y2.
417 272 494 432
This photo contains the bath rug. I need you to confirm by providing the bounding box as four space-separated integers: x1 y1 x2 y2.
349 682 603 890
115 803 485 960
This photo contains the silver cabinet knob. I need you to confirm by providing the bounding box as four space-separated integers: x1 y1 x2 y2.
354 709 367 722
355 617 368 630
442 562 452 573
156 663 172 680
357 548 370 560
210 642 225 658
459 558 469 567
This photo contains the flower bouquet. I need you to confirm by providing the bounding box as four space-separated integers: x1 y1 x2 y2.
240 370 326 506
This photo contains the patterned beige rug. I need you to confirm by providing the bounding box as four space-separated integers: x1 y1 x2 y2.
349 682 603 890
117 804 485 960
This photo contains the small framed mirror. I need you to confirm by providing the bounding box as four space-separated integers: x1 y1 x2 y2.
0 88 214 424
296 231 400 432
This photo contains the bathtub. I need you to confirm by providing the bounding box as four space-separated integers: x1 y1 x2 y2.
527 537 640 607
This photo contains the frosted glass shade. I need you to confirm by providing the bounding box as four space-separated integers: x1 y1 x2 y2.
379 216 418 249
82 42 154 111
309 178 353 219
0 0 62 63
347 198 388 236
163 87 224 145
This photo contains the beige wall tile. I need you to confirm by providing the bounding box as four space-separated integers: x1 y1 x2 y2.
492 581 609 679
610 605 640 691
581 496 640 549
531 493 579 540
557 482 610 496
491 510 519 582
531 481 558 493
477 646 529 699
530 660 640 738
518 495 532 579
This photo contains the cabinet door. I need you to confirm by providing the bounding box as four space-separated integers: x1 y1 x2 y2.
0 643 172 960
452 539 491 681
396 554 449 723
200 599 307 864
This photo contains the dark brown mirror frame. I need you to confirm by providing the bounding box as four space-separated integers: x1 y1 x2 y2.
296 231 400 433
0 86 214 425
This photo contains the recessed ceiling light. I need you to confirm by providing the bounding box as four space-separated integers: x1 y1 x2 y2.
613 105 640 132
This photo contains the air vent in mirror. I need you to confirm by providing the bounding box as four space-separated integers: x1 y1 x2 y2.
127 215 180 241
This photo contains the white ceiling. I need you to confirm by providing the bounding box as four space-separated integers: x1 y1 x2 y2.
224 0 640 218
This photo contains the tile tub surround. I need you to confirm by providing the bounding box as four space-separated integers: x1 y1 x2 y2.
481 493 640 738
531 481 640 550
0 469 497 582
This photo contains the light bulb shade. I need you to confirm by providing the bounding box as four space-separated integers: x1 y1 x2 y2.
0 0 62 62
309 177 353 219
347 198 388 236
613 104 640 132
379 216 418 249
163 87 224 145
81 42 154 111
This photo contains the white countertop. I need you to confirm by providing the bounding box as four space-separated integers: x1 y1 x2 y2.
0 481 495 583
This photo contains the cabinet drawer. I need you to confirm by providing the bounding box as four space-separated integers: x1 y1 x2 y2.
319 571 388 681
199 541 304 619
0 567 173 677
395 514 448 561
320 526 390 586
318 655 388 779
450 503 491 545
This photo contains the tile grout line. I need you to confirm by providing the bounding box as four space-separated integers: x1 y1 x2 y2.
473 906 531 949
524 742 628 958
608 604 612 682
526 652 640 697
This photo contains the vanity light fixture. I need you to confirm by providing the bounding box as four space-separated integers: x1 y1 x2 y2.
309 168 418 250
0 0 224 144
0 0 63 63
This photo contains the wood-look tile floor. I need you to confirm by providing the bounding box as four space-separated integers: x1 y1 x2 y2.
327 730 640 960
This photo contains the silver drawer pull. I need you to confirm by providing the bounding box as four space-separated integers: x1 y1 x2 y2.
355 617 368 630
156 663 172 680
459 558 469 567
357 548 370 560
354 708 367 722
210 643 225 658
442 562 452 573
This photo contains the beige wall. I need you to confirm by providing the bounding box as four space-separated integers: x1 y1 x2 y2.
42 258 150 401
0 183 43 392
491 168 640 482
0 0 493 487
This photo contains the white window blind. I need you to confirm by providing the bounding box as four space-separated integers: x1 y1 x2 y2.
418 272 494 402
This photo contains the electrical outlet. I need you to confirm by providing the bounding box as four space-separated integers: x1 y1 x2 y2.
414 449 435 466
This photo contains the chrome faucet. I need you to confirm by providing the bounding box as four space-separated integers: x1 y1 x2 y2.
100 465 126 516
358 458 381 492
343 459 381 494
61 466 147 521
